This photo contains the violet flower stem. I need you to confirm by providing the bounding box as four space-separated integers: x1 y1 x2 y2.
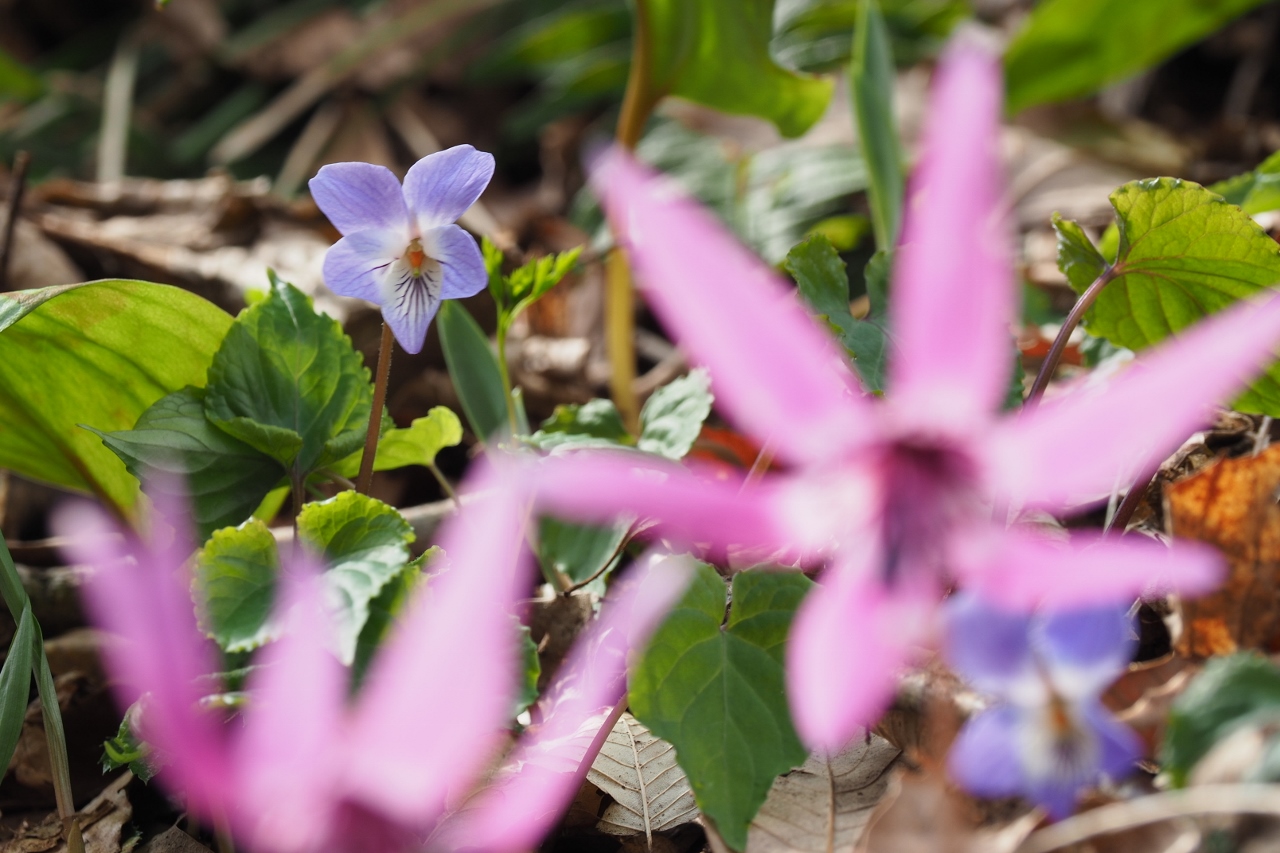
358 323 395 494
1105 468 1157 536
1025 268 1116 407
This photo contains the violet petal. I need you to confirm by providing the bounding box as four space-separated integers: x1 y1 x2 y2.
322 228 404 303
310 163 411 237
423 224 488 301
403 145 495 232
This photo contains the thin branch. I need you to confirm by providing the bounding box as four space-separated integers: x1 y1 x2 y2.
0 150 30 291
358 323 395 494
1015 784 1280 853
1025 268 1117 407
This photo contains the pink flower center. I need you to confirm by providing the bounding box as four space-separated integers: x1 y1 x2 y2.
878 437 979 586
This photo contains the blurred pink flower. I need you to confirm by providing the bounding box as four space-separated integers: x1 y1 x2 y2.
529 38 1280 753
56 466 688 853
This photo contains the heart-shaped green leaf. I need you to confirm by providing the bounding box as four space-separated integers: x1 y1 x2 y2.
195 519 281 653
1055 178 1280 415
638 369 713 461
630 563 812 850
0 280 232 515
205 275 371 473
94 387 286 543
299 492 415 665
331 406 463 478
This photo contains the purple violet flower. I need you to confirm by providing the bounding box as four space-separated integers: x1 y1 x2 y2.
54 466 688 853
309 145 494 353
517 36 1280 754
945 592 1142 819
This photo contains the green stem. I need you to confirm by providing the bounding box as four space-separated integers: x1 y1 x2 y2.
427 461 461 511
495 319 519 435
358 323 395 494
607 0 662 433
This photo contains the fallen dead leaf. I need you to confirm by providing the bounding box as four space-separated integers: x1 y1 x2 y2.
586 713 698 842
0 772 131 853
1165 444 1280 658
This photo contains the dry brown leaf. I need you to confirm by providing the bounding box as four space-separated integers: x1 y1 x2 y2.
1165 444 1280 657
739 734 900 853
587 713 698 843
0 772 132 853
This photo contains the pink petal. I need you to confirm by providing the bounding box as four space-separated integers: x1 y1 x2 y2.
440 553 693 853
343 461 528 827
52 493 233 817
591 150 871 465
954 527 1224 611
233 552 347 853
888 38 1015 430
532 451 793 555
991 292 1280 509
786 553 930 753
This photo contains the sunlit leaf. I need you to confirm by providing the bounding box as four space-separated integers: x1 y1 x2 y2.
331 406 463 478
0 280 232 515
1006 0 1271 113
1055 178 1280 415
194 520 281 653
438 300 511 441
630 563 812 850
638 369 713 460
299 492 415 665
1210 150 1280 216
528 399 631 452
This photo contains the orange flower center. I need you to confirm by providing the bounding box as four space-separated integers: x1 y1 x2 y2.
405 239 427 274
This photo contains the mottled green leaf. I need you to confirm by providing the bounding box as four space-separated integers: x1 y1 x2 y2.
528 399 631 452
0 280 232 515
630 564 812 849
638 369 713 460
94 387 286 543
1006 0 1270 113
205 275 371 473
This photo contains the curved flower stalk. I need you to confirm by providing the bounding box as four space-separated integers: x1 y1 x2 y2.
944 593 1141 818
54 466 688 853
310 145 493 353
527 36 1280 754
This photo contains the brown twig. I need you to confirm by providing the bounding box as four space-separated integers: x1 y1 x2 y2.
0 151 31 291
358 323 395 495
1105 468 1158 535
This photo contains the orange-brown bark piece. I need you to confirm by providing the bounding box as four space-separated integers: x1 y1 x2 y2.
1166 444 1280 658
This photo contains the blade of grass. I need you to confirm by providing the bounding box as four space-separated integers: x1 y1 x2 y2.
850 0 904 250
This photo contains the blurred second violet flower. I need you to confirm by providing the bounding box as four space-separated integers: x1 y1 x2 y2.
945 593 1142 819
309 145 494 353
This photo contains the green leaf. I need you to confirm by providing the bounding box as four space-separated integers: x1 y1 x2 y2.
528 398 631 452
205 275 372 474
1210 150 1280 216
1051 213 1108 293
1058 178 1280 415
0 280 233 515
1005 0 1271 114
352 553 429 688
331 406 463 478
299 492 415 666
194 520 281 653
94 387 286 543
516 620 542 717
638 369 713 460
100 709 154 781
508 247 582 304
630 563 812 849
850 0 904 250
438 300 511 441
0 603 35 775
640 0 834 138
1162 653 1280 787
771 0 967 72
538 517 629 586
0 47 42 101
785 236 889 392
